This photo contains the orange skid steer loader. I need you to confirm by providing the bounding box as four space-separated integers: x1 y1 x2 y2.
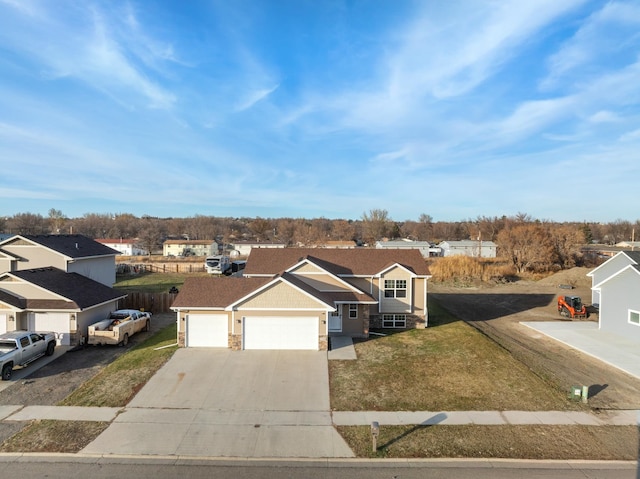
558 295 587 319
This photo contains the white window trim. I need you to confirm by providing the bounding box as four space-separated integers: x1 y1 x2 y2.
382 314 406 328
384 279 407 298
629 309 640 326
349 304 358 319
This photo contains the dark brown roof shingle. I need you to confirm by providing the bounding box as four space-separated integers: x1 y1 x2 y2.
244 248 431 276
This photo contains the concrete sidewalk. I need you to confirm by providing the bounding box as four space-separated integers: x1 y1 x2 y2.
2 405 637 426
328 336 357 360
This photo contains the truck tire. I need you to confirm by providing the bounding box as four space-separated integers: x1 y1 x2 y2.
122 333 129 347
1 364 12 381
144 320 150 332
46 341 55 356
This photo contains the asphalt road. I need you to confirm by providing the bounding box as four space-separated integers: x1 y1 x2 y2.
0 457 636 479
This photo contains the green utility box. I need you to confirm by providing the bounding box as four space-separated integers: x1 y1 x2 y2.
570 385 583 401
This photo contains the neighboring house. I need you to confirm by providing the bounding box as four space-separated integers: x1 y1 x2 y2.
438 240 497 258
163 240 215 257
96 238 148 256
375 239 438 258
171 248 431 351
587 251 640 307
0 234 119 287
231 241 287 257
587 251 640 341
0 267 126 345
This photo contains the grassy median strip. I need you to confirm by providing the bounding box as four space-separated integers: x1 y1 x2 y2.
338 424 638 460
0 420 110 453
329 297 576 411
58 323 179 407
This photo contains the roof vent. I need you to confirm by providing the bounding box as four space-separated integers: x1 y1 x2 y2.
75 243 79 249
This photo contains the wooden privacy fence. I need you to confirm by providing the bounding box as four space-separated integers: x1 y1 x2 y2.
118 292 178 314
117 263 206 274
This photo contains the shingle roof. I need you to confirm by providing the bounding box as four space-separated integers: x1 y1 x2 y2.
623 251 640 264
171 276 273 308
17 235 119 258
11 267 125 309
281 272 376 305
244 248 431 276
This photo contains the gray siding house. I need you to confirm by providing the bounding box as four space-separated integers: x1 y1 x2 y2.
438 240 497 258
588 251 640 341
587 251 640 307
0 235 124 345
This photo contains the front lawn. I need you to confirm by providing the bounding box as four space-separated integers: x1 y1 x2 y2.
329 320 576 412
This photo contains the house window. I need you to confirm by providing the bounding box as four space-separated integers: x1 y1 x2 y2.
384 279 407 298
382 314 406 328
629 310 640 326
349 304 358 319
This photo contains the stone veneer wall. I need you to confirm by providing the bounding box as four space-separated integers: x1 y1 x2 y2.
369 313 425 330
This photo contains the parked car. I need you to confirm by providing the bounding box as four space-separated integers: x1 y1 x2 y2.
87 309 151 346
0 331 57 380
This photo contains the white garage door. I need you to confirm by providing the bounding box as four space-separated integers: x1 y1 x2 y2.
186 314 228 348
28 313 71 345
243 316 318 350
0 314 6 335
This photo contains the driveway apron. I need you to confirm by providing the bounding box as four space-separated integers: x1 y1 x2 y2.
82 349 353 458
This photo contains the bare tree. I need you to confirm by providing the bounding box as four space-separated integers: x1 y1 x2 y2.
47 208 67 234
497 224 555 273
9 213 47 235
361 209 391 244
250 217 273 241
550 225 584 269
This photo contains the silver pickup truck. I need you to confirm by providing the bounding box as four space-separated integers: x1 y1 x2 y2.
0 331 57 380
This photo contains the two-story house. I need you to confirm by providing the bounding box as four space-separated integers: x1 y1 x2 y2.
171 248 431 350
0 234 125 345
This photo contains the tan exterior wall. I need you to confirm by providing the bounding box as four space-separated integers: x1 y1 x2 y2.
378 267 412 313
333 303 369 337
0 257 11 274
0 279 60 300
238 281 325 309
3 243 67 271
290 262 324 274
345 277 373 294
295 274 350 292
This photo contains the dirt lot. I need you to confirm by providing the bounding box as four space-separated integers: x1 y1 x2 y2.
0 312 175 444
430 267 640 411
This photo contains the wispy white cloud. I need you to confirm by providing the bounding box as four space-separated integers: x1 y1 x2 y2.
235 84 279 112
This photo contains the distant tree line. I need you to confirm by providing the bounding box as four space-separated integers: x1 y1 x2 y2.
2 209 639 273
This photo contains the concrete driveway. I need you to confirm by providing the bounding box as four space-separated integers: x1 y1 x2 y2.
82 349 354 458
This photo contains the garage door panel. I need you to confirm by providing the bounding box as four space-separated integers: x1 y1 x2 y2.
243 316 318 350
187 314 228 348
29 313 70 346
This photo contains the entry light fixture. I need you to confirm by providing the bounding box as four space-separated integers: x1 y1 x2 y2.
8 315 14 322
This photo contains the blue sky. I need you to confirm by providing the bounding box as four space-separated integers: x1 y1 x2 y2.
1 0 639 222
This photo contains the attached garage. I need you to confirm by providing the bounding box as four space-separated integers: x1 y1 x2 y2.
186 314 228 348
242 316 319 350
0 314 6 335
28 312 70 345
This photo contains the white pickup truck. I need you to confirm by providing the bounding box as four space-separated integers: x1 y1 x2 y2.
87 309 151 346
0 331 57 380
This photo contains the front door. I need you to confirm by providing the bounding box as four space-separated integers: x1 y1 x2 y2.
329 309 342 332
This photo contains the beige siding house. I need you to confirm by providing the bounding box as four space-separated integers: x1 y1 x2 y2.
171 248 431 350
0 235 124 345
